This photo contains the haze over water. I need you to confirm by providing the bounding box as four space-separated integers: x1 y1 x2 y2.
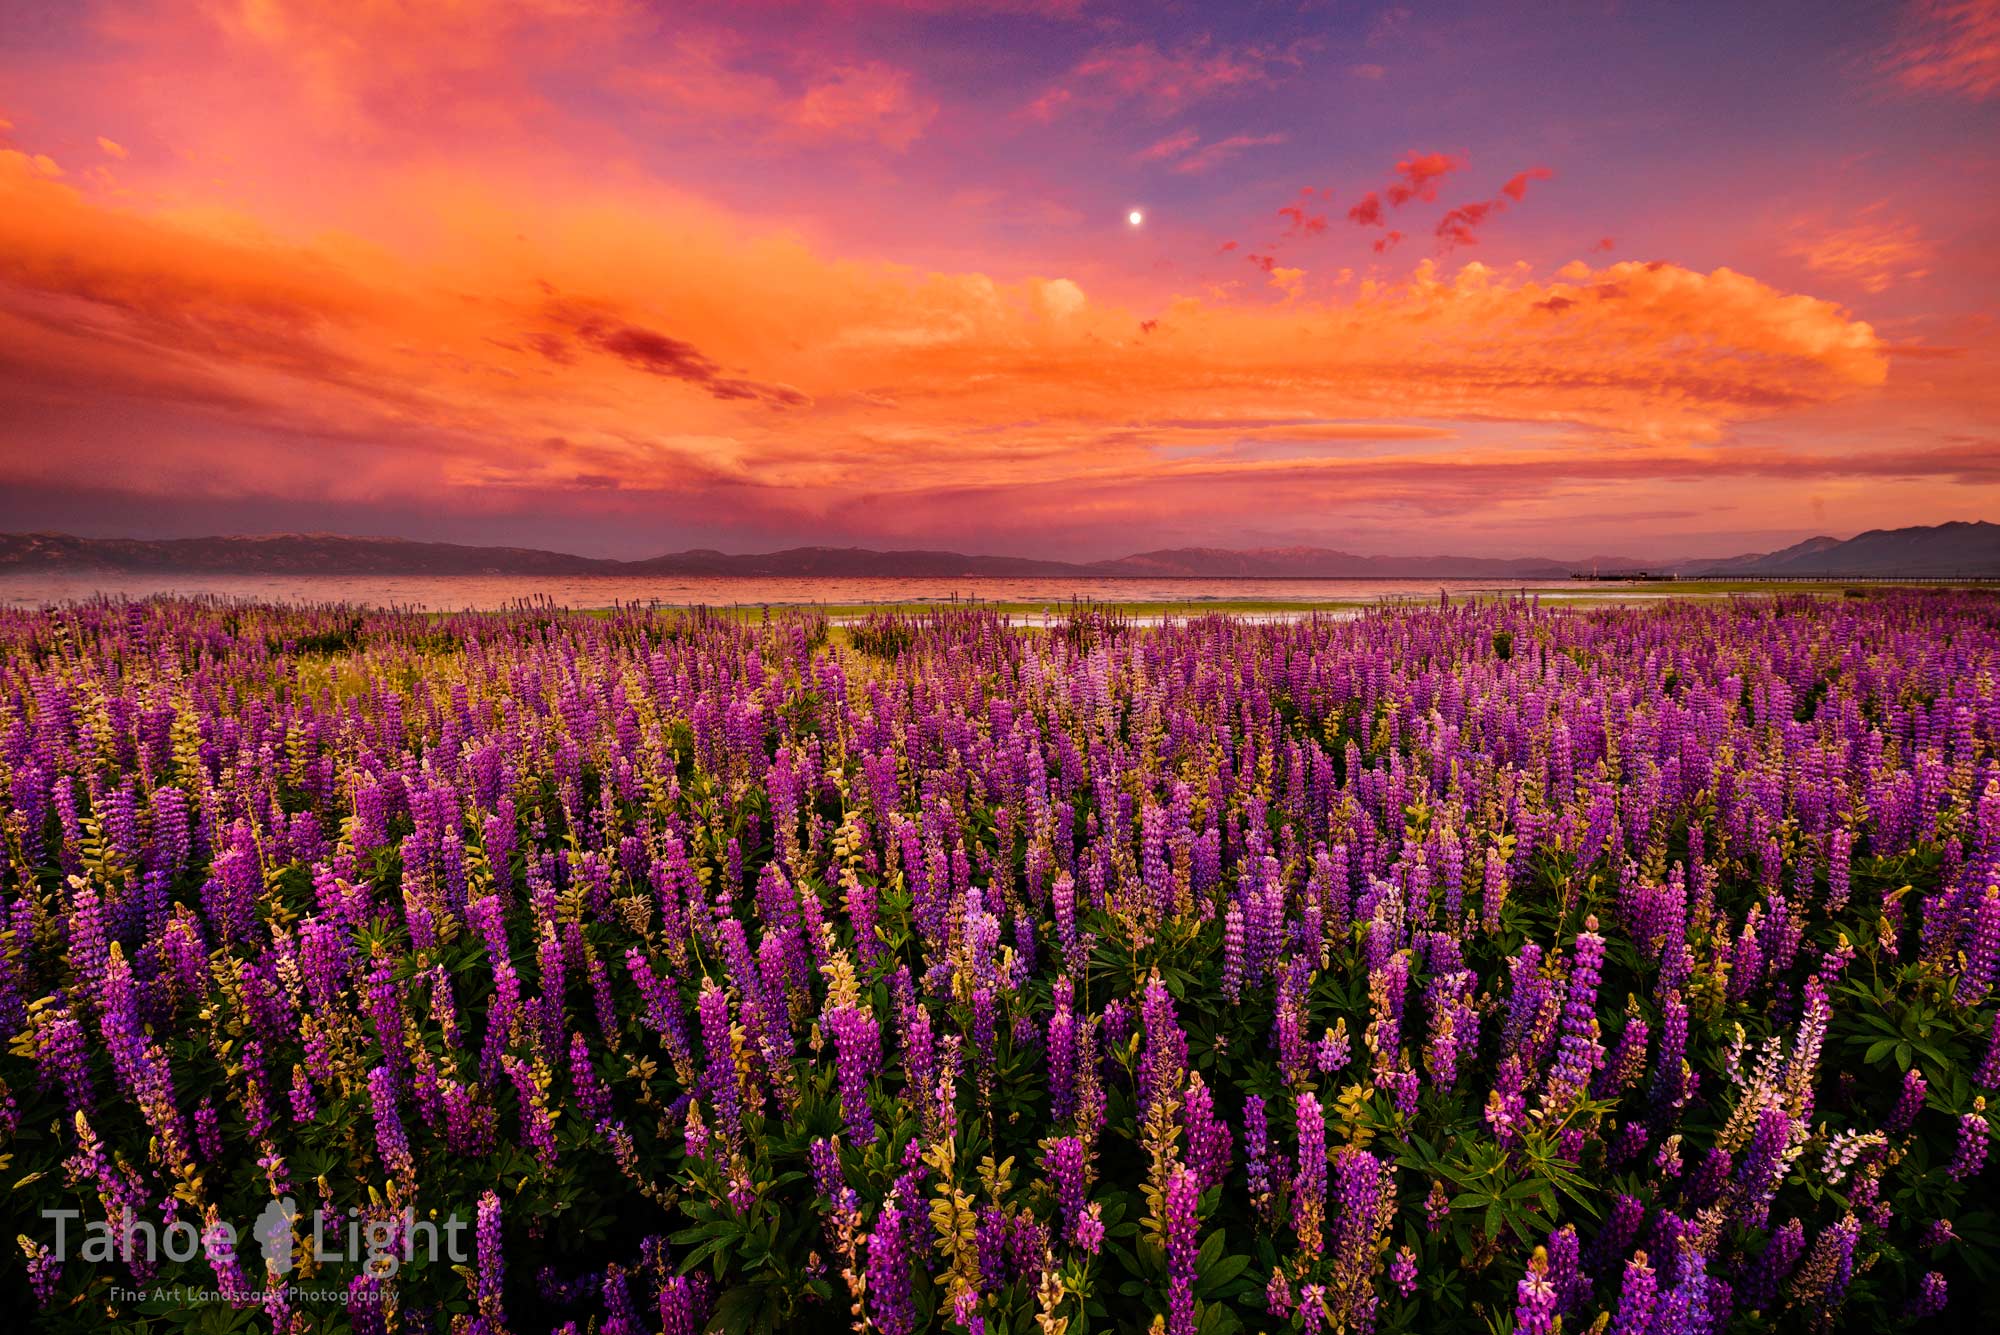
0 572 1677 613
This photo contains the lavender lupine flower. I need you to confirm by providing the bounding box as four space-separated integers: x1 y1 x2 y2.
659 1275 710 1335
1165 1166 1200 1335
1957 885 2000 1002
1265 1270 1294 1319
1423 1179 1451 1229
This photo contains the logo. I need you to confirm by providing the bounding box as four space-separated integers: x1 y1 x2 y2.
250 1197 298 1276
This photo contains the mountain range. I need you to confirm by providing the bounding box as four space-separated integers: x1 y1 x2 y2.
1 522 1995 579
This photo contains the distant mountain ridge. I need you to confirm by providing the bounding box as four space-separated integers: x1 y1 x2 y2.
1 522 1995 579
1687 522 2000 577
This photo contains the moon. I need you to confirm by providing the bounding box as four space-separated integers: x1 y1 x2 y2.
1127 209 1144 227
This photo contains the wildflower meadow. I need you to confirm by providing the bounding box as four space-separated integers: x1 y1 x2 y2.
3 592 1996 1333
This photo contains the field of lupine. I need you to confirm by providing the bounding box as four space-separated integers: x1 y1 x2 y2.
3 592 1998 1335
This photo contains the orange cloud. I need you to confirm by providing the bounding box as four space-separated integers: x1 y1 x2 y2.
0 135 1891 538
1782 216 1934 293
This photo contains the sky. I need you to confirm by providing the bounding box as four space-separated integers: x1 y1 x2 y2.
0 0 1996 561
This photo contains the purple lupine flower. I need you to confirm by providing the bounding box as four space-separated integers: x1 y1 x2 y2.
1735 1103 1794 1229
475 1190 505 1326
1886 1068 1928 1133
1740 1217 1805 1312
1903 1270 1948 1321
1291 1091 1327 1255
1139 974 1188 1112
20 1237 60 1308
1045 1136 1097 1252
975 1206 1010 1291
1543 917 1607 1110
1184 1076 1234 1192
865 1192 915 1335
1976 1010 2000 1089
824 1000 882 1145
1222 902 1246 1002
1515 1247 1559 1335
1165 1166 1199 1335
367 1066 415 1183
346 1273 386 1335
1948 1098 1990 1180
1244 1094 1280 1231
1790 1214 1860 1328
1606 1250 1657 1335
1546 1224 1585 1314
1388 1245 1418 1298
1654 1248 1712 1335
1919 1217 1958 1249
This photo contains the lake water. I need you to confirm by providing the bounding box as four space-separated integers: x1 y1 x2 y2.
0 570 1690 613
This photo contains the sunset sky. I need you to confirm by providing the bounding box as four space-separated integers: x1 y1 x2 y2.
1 0 1996 560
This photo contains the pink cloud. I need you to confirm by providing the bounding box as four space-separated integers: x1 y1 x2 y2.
1881 0 2000 100
1030 37 1303 119
785 62 936 150
1501 166 1552 202
1172 132 1286 174
1385 151 1463 206
1137 128 1201 162
1278 202 1328 237
1437 200 1502 249
620 44 935 150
